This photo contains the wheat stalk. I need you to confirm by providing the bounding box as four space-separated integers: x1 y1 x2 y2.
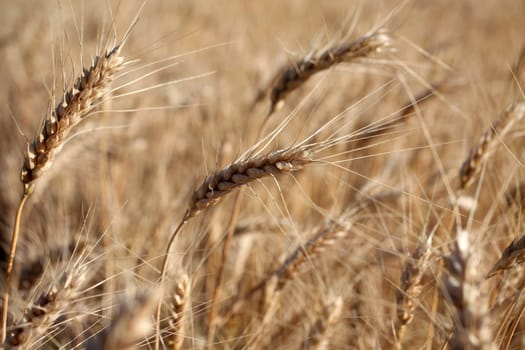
155 145 313 350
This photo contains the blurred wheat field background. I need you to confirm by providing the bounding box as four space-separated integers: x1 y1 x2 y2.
1 0 525 349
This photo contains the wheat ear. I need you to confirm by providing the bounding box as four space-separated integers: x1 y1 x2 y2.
21 45 124 191
4 266 87 349
1 44 124 343
169 275 189 350
188 146 312 218
300 296 343 350
487 235 525 278
221 219 351 325
442 230 495 350
266 30 393 115
459 102 525 189
395 234 433 347
155 146 313 350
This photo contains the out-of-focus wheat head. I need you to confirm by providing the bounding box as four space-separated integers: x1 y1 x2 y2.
1 0 525 349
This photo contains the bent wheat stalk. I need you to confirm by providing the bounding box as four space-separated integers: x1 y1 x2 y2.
155 145 313 350
1 44 125 342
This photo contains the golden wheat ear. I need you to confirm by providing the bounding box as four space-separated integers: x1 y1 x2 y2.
188 146 313 218
21 45 125 194
459 102 525 190
2 42 126 342
265 30 393 115
487 235 525 278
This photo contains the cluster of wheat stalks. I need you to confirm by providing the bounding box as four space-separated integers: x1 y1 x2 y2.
1 0 525 349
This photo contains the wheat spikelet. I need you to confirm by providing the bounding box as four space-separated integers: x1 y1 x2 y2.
187 146 312 218
459 102 525 189
395 234 433 345
266 30 393 115
86 290 161 350
21 44 125 194
4 266 87 349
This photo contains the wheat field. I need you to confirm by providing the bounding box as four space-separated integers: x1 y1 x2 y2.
1 0 525 349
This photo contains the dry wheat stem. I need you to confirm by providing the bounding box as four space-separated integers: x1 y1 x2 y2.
1 194 29 343
266 30 393 115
